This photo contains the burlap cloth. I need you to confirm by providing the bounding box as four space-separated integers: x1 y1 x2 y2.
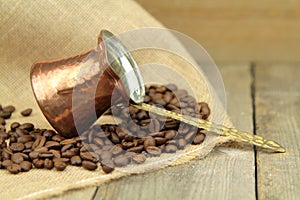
0 0 233 199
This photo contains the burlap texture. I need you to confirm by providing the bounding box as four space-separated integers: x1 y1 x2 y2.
0 0 232 199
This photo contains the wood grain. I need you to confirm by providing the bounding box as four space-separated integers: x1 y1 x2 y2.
135 0 300 63
255 64 300 199
92 64 256 200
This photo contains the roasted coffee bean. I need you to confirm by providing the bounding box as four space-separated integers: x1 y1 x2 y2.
54 161 67 171
0 117 5 125
99 150 112 161
113 155 129 167
164 144 177 153
165 130 177 140
110 145 123 157
61 143 73 152
145 146 161 157
0 131 8 139
82 160 97 171
143 137 156 149
33 159 44 168
132 154 146 164
10 142 25 152
29 151 39 160
43 130 56 138
61 138 76 145
44 158 54 170
17 135 32 143
52 134 64 142
0 112 11 119
45 141 61 149
10 122 20 131
62 150 76 158
7 163 21 174
127 145 144 153
34 147 48 153
148 119 161 133
110 132 120 144
80 151 98 163
15 128 29 137
193 133 205 145
0 125 6 132
185 131 196 143
154 137 167 146
101 161 115 174
177 139 187 149
149 131 165 137
197 102 210 119
3 105 15 113
19 123 34 131
53 157 69 163
11 153 24 164
93 138 104 146
24 141 34 149
21 108 32 117
2 160 13 168
70 156 82 166
49 150 61 158
20 161 32 172
39 152 54 159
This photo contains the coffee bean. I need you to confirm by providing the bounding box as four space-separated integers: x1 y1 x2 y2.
110 145 123 157
54 161 67 171
29 151 39 160
19 123 34 131
93 138 104 147
164 144 177 153
61 138 76 145
110 132 120 144
45 141 61 149
177 139 187 149
113 155 129 167
149 131 165 137
2 160 13 168
80 151 98 163
11 153 24 164
43 130 56 138
99 150 112 161
20 161 32 172
17 135 32 143
3 105 15 113
145 146 161 157
154 137 167 146
0 117 5 125
165 130 177 140
101 161 115 173
7 163 21 174
62 150 76 158
34 146 48 153
24 141 34 149
82 160 97 171
0 112 11 119
193 133 205 145
53 158 69 163
143 137 155 149
49 149 61 158
197 102 210 119
132 154 146 164
52 134 64 142
33 159 44 168
44 158 54 170
127 145 144 153
10 122 20 131
39 152 54 159
21 108 32 117
0 131 8 139
71 156 82 166
10 142 25 152
148 119 161 133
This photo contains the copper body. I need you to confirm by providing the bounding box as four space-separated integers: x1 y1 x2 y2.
30 32 127 138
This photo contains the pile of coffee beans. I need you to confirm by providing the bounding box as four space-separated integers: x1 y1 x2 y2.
0 84 210 174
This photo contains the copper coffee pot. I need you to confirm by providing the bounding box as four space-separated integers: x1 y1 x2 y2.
30 30 145 138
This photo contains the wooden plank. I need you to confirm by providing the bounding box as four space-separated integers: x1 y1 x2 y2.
135 0 300 63
255 64 300 199
93 64 255 200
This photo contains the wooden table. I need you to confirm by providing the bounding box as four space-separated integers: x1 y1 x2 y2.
50 63 299 200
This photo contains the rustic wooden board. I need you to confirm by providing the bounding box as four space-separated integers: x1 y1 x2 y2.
135 0 300 63
92 64 256 200
255 64 300 199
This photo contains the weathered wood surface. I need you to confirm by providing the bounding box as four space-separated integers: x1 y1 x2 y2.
135 0 300 63
91 64 256 200
255 64 300 200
